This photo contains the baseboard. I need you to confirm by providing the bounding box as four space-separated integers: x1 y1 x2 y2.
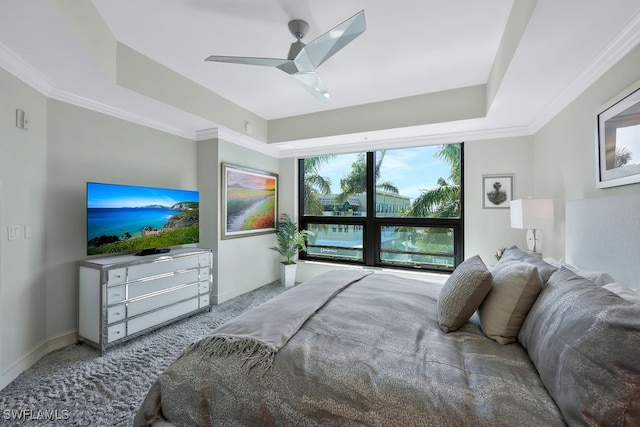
0 330 77 390
214 280 280 305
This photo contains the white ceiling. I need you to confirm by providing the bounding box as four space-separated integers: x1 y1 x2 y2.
1 1 640 156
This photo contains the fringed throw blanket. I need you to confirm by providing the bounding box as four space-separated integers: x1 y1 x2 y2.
178 269 372 376
135 270 566 427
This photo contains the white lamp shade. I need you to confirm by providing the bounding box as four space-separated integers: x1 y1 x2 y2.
510 198 554 229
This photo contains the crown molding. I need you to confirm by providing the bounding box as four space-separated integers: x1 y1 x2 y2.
0 41 198 141
276 123 535 158
529 11 640 132
4 8 640 157
213 127 281 157
47 88 198 140
195 128 218 140
0 42 55 96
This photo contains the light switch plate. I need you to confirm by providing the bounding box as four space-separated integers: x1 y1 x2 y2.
8 225 22 240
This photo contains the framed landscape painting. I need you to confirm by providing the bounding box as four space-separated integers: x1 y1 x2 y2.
221 163 278 239
482 174 513 209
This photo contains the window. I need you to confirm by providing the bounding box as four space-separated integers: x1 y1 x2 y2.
299 144 463 272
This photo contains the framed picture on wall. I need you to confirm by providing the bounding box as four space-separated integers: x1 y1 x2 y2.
221 163 278 239
596 79 640 188
482 174 514 209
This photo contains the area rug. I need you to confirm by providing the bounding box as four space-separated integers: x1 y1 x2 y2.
0 282 287 426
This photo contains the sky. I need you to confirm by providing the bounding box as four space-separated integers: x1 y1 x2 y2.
87 183 198 208
616 125 640 165
315 145 454 201
227 168 276 190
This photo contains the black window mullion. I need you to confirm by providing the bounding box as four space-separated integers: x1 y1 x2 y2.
298 144 465 273
297 158 305 221
365 152 376 265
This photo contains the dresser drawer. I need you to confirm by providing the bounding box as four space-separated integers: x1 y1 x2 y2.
128 298 199 335
199 294 210 308
107 286 126 304
107 323 126 343
128 269 199 298
128 284 199 317
198 268 210 281
198 252 211 267
198 280 210 294
106 268 127 286
128 255 199 281
107 305 126 323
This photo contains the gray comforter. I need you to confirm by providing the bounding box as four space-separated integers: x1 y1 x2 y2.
135 270 564 426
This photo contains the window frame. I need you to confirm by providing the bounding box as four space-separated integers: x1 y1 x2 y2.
298 144 464 273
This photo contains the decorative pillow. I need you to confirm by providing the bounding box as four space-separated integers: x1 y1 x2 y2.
542 257 563 268
603 282 640 304
478 261 542 344
568 266 615 286
438 255 492 333
518 267 640 425
499 245 557 284
543 257 615 286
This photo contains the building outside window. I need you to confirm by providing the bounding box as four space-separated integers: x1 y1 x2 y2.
299 144 463 272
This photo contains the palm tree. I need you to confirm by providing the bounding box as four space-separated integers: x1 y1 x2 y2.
409 144 461 218
303 156 333 215
615 146 633 167
337 151 398 204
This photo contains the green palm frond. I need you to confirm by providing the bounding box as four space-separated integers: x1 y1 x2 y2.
270 214 313 264
376 181 399 194
411 184 460 217
303 156 334 215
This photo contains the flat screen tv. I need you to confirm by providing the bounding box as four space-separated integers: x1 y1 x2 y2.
86 182 199 256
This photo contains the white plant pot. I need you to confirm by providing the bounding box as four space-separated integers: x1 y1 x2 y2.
280 263 297 287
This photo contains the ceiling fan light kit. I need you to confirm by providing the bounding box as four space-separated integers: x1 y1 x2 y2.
205 10 366 102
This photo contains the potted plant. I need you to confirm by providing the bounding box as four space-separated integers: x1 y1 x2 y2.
270 214 312 287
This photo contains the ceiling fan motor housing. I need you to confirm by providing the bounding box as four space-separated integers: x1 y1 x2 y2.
288 19 309 40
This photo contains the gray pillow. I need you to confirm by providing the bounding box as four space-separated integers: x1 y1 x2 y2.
478 261 542 344
499 245 557 284
518 267 640 425
438 255 492 333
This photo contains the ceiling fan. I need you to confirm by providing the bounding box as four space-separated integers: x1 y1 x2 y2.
205 10 366 103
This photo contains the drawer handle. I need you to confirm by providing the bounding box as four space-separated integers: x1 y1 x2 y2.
115 331 121 335
112 293 120 297
114 312 121 316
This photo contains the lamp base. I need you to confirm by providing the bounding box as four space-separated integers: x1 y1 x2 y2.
526 229 542 255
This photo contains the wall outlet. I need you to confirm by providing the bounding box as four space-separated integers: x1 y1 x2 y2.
7 225 22 240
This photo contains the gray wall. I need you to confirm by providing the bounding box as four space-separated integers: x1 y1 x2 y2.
534 43 640 260
0 67 48 386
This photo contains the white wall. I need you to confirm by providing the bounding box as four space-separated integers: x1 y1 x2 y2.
464 136 536 264
533 43 640 260
0 68 49 389
215 139 280 302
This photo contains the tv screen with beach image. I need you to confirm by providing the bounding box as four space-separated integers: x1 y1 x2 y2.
86 182 199 255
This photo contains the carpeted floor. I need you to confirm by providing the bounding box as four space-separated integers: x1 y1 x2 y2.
0 282 287 426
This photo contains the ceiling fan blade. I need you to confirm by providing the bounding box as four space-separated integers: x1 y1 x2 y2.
292 71 331 103
295 10 366 71
205 55 291 68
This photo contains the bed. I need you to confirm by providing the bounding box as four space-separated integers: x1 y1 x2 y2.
134 197 640 426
